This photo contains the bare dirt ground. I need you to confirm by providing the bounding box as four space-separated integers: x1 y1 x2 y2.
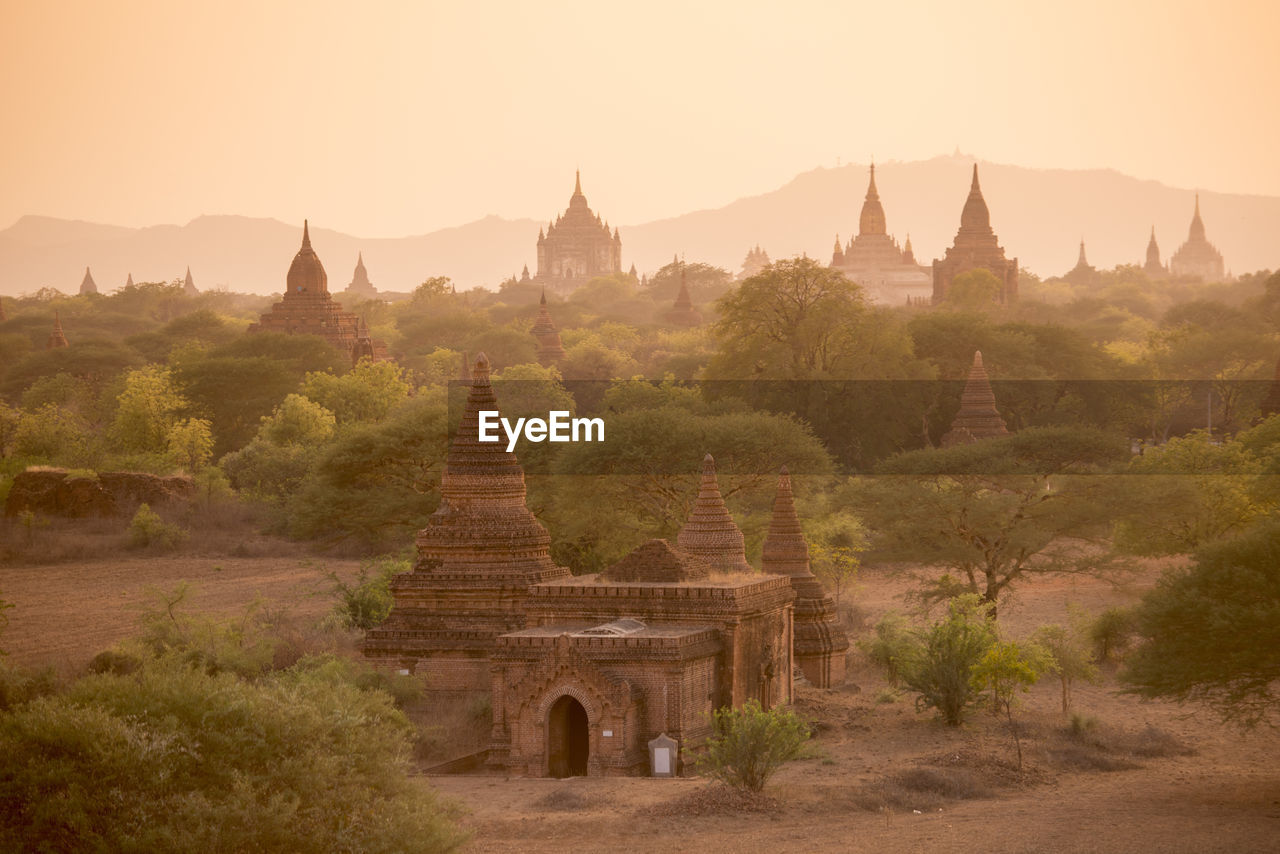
1 550 363 672
3 554 1277 852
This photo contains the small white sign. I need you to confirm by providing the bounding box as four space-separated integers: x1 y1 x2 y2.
602 730 613 738
654 747 671 775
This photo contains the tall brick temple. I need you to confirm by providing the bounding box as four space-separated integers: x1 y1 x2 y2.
932 166 1019 304
248 221 387 364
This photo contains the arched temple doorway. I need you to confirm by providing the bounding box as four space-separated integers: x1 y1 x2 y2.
547 695 589 778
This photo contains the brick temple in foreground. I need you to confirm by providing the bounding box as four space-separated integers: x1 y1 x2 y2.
364 354 848 777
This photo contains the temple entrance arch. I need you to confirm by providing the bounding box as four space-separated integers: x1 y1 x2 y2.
547 695 589 777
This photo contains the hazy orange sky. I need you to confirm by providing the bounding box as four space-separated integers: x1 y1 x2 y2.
3 0 1277 237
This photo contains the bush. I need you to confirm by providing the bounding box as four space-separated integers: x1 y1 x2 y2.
0 657 467 853
329 556 410 630
697 700 810 792
898 595 997 726
127 503 188 550
1033 610 1100 713
1090 606 1137 662
859 612 914 686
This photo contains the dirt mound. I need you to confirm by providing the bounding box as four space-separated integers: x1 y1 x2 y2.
642 783 781 817
4 468 195 518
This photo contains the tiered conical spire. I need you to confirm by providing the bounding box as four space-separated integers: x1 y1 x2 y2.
676 454 752 573
1077 239 1088 267
125 273 134 288
1189 193 1206 242
941 350 1010 446
79 267 97 296
761 468 848 687
859 163 887 236
47 310 69 349
183 266 198 296
959 164 992 234
286 219 328 294
413 352 569 581
531 289 566 365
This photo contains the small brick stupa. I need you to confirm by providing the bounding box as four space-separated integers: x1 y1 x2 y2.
761 467 848 687
363 352 571 694
249 221 387 363
676 454 753 573
663 267 702 326
47 311 69 349
941 350 1010 447
531 289 566 366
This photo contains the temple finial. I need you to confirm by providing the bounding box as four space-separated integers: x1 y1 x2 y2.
971 163 981 191
302 219 311 248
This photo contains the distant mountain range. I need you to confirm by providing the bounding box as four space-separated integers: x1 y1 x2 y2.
2 153 1278 297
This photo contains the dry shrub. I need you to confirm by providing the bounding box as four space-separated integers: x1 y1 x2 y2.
642 783 780 817
533 786 601 812
1045 719 1193 772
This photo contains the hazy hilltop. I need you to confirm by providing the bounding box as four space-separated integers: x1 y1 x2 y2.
2 154 1278 296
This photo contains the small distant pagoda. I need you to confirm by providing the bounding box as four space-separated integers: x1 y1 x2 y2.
249 221 388 364
531 290 566 366
47 311 69 349
941 350 1010 447
1170 194 1226 282
738 244 770 280
932 166 1019 304
761 467 848 687
79 267 97 296
1142 227 1168 279
183 267 199 296
663 266 703 326
1062 239 1098 286
346 252 378 297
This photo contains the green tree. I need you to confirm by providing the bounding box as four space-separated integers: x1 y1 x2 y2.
697 700 810 792
0 658 467 852
11 404 93 466
165 417 214 472
944 268 1004 309
1112 431 1267 555
220 395 337 502
1122 520 1280 727
300 359 411 426
971 639 1054 768
288 395 449 547
1032 609 1100 713
853 427 1130 617
643 260 733 302
899 594 996 726
711 257 867 378
110 366 189 455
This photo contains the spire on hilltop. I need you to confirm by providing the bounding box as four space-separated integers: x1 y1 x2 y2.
675 454 752 573
1077 239 1088 266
